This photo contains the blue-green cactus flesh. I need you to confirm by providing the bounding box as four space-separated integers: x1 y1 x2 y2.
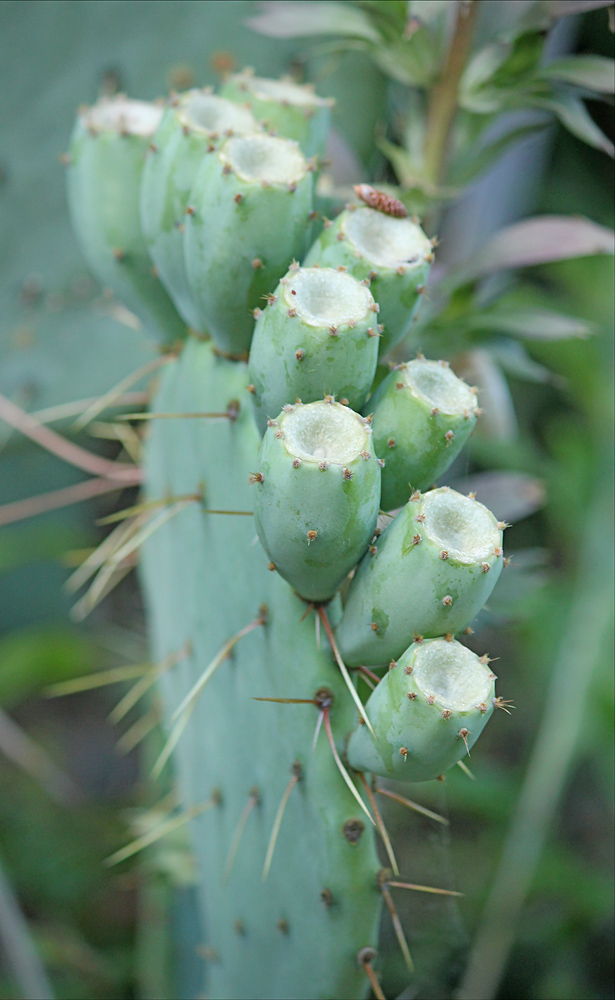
184 134 314 356
248 266 380 427
335 488 504 666
347 639 496 782
368 359 479 509
221 70 333 158
140 90 258 330
304 207 432 358
139 340 382 999
253 400 381 602
66 97 186 344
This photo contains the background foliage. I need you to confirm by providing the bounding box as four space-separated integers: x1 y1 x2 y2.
0 2 612 998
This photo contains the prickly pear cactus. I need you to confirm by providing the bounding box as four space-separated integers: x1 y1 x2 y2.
66 81 507 1000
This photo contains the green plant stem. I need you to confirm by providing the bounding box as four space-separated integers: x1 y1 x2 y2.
457 459 614 999
423 0 479 187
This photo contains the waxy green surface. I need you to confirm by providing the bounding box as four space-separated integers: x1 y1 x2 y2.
304 207 432 357
66 104 185 345
248 267 379 428
335 488 503 666
368 360 478 509
184 137 313 355
140 341 381 999
347 640 496 782
221 72 333 158
140 92 257 330
253 401 381 601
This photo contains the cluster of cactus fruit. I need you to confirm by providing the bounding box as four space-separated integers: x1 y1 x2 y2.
65 70 510 1000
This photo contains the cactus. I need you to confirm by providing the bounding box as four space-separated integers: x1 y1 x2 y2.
66 75 508 1000
66 96 186 344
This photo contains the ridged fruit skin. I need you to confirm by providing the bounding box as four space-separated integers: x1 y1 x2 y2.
347 640 495 781
140 92 257 330
248 267 379 427
253 401 381 601
368 360 478 509
335 488 503 666
139 342 381 999
184 136 313 356
304 207 432 356
66 100 185 344
221 71 333 157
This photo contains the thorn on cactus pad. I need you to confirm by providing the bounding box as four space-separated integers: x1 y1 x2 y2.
444 633 454 642
292 458 302 468
306 529 318 543
442 595 453 607
249 472 264 484
358 948 385 1000
252 257 263 269
379 876 413 971
407 692 417 700
277 919 289 934
262 765 302 881
494 696 514 714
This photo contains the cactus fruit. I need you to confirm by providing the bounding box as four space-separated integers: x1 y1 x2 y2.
335 488 503 666
65 73 509 1000
304 206 432 356
248 266 379 426
220 69 334 157
347 639 496 781
66 96 185 343
368 359 479 509
140 90 258 330
184 133 314 355
252 400 381 601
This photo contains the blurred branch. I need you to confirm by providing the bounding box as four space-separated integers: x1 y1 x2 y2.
0 706 83 806
424 0 479 185
0 852 54 1000
457 459 614 999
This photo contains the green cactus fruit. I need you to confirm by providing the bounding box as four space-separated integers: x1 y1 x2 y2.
335 487 504 665
347 639 496 781
252 400 381 602
220 69 333 157
368 358 479 509
140 90 258 330
304 206 432 356
184 134 313 356
140 341 382 999
66 97 185 344
248 265 380 426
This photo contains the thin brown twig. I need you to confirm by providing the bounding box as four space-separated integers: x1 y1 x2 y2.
0 391 139 480
0 472 141 528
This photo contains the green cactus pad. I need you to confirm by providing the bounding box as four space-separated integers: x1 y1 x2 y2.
184 134 313 356
253 400 381 602
304 206 432 356
335 487 503 665
140 90 258 330
140 341 381 998
249 266 380 426
221 69 333 157
66 97 185 344
368 359 479 509
347 639 496 781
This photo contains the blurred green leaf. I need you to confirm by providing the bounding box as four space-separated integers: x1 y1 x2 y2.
246 1 381 42
467 307 595 340
531 94 615 156
0 627 97 708
448 215 615 284
449 120 549 185
538 54 615 92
